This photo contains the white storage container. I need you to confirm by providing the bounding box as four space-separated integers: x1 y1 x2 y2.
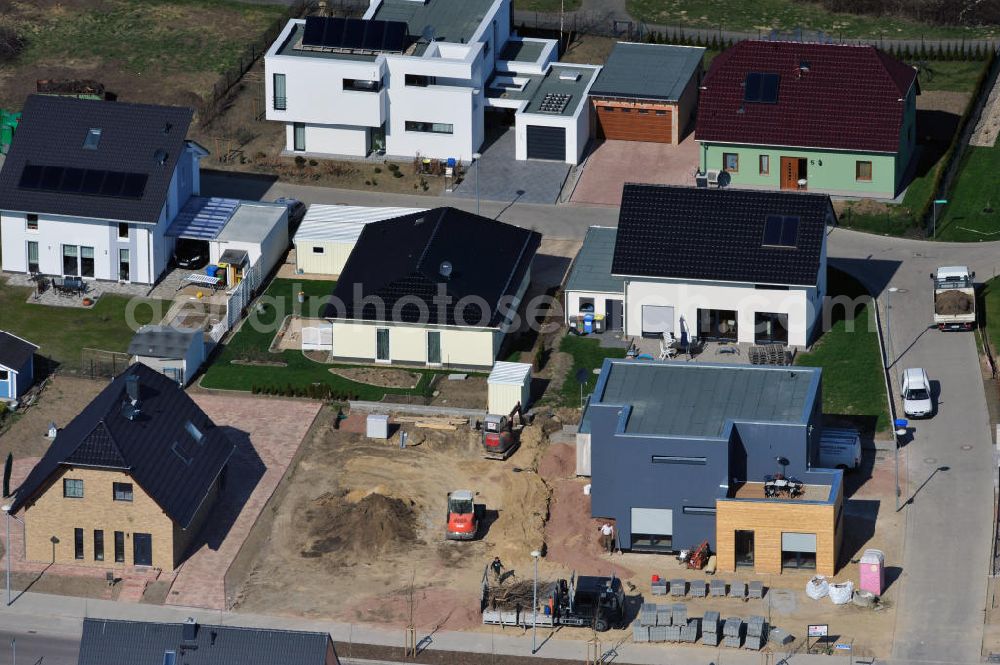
366 413 389 439
487 361 532 415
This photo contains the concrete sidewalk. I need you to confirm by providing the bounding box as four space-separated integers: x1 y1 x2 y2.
0 590 883 665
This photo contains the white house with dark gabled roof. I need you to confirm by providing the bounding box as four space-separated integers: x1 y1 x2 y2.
565 184 833 347
0 95 207 284
0 330 38 404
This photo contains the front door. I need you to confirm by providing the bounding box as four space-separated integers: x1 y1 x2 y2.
427 331 441 365
119 248 131 282
735 530 755 567
780 157 798 190
605 299 624 331
133 533 152 566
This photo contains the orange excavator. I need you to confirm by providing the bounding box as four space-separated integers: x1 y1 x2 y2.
446 490 482 540
481 402 523 460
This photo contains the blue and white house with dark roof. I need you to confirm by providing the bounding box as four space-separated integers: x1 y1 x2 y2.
0 330 38 404
0 95 206 285
265 0 599 163
582 358 844 575
564 184 834 347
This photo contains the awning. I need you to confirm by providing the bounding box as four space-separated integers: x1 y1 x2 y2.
219 249 249 266
166 196 240 240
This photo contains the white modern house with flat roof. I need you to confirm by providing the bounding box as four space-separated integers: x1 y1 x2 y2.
264 0 598 164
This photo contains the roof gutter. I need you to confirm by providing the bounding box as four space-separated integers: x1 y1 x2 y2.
695 137 897 155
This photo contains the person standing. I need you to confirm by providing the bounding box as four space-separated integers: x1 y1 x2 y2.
599 523 615 554
491 556 505 583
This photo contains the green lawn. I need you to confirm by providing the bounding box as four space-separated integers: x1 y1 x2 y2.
11 0 285 76
982 276 1000 354
625 0 997 39
795 269 889 431
934 146 1000 241
199 278 444 400
0 281 165 372
555 334 628 407
918 60 992 93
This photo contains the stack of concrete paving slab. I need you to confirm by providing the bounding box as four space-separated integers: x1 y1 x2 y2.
640 603 657 626
656 605 673 626
723 617 743 648
689 580 707 597
748 581 765 599
680 618 700 643
651 578 668 595
744 615 766 650
671 603 687 625
670 579 687 597
633 624 649 643
710 579 727 597
729 581 747 599
702 611 721 646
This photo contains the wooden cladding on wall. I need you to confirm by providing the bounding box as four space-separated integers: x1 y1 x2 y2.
593 98 673 143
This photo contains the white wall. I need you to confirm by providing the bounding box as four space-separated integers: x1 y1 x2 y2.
515 65 601 164
295 240 355 275
285 123 370 157
623 279 816 346
329 320 500 368
564 290 624 321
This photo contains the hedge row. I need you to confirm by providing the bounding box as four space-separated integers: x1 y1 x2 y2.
641 30 994 62
250 382 358 400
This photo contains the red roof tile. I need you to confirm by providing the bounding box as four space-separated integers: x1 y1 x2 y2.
696 41 917 153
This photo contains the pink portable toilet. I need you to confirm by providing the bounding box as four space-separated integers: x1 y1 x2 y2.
859 548 885 596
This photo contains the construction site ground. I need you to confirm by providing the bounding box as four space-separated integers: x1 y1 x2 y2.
232 407 901 659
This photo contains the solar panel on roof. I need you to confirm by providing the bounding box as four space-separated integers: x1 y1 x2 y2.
779 216 799 246
301 15 408 53
538 92 572 114
18 164 43 189
744 72 762 102
302 16 326 46
361 21 384 51
61 167 85 193
40 166 64 191
341 18 366 50
121 172 148 198
760 73 780 103
383 21 407 52
81 169 104 195
101 171 125 197
762 215 782 246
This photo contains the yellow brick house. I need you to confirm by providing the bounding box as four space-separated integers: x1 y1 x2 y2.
8 364 234 570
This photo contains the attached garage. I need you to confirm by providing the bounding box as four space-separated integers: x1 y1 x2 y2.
526 125 566 160
588 43 704 145
630 507 673 552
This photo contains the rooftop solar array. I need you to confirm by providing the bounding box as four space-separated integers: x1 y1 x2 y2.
538 92 572 114
18 163 148 200
301 16 409 53
744 72 780 103
762 214 800 247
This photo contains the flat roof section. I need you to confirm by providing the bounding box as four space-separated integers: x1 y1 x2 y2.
373 0 494 45
590 43 705 101
217 202 287 244
565 226 625 295
294 205 427 243
595 360 817 437
501 40 546 62
167 197 240 240
522 65 599 117
277 23 379 62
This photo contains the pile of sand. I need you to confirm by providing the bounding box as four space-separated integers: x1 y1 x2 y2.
302 491 417 559
936 289 974 315
487 424 551 565
328 367 420 388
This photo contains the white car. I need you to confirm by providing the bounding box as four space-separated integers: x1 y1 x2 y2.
900 368 933 418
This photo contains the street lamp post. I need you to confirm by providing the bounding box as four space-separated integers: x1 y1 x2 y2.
2 504 10 607
530 549 541 654
895 418 908 511
884 287 901 511
473 152 483 216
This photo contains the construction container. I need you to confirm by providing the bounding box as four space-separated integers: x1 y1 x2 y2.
859 548 885 596
487 361 532 415
366 414 389 439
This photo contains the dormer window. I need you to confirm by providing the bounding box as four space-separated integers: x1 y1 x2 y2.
83 128 102 150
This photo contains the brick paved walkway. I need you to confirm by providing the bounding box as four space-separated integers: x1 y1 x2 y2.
164 394 321 610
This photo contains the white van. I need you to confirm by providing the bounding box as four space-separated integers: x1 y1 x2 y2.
818 428 862 471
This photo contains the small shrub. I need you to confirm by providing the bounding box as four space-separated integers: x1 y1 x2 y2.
294 155 307 167
387 163 399 172
0 26 26 63
235 126 256 145
371 178 378 186
393 170 404 178
309 159 318 166
414 183 418 189
374 166 382 174
254 151 267 161
365 180 372 186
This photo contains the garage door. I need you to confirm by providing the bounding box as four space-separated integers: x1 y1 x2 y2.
631 507 672 535
641 305 674 336
595 104 672 143
781 532 817 552
526 125 566 161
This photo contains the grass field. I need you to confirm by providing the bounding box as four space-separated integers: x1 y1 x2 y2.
0 0 286 108
199 278 443 399
556 334 627 407
514 0 582 11
982 277 1000 355
0 281 165 372
625 0 998 39
934 146 1000 241
796 269 889 431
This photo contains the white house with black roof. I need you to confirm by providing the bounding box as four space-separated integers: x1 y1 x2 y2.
78 617 341 665
565 185 833 347
0 95 208 285
321 206 540 368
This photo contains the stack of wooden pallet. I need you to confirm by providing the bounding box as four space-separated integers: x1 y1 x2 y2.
392 415 468 431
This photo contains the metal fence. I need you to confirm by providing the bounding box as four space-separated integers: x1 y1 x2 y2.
79 348 131 379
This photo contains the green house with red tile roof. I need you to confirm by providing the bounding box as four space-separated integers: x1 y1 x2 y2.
696 40 918 200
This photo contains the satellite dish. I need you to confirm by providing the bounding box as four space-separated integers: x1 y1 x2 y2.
439 261 453 278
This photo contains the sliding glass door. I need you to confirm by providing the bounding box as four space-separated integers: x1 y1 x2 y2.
62 245 79 276
80 246 95 278
26 241 39 273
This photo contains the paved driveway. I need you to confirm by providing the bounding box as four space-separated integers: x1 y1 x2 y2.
827 230 998 665
165 394 321 610
447 129 570 205
571 136 700 205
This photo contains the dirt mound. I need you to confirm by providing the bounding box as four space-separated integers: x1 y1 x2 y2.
936 290 974 315
302 492 417 559
328 367 420 388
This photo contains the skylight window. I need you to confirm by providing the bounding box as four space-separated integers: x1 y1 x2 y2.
762 215 800 247
185 420 204 444
744 73 780 103
171 440 194 465
83 128 102 150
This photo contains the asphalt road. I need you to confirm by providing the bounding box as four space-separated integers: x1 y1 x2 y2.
0 629 80 665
